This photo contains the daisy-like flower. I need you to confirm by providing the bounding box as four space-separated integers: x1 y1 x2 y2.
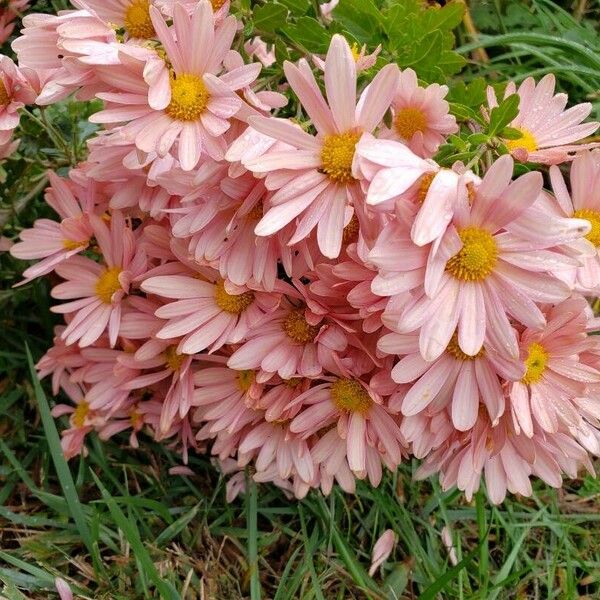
243 34 399 258
508 296 600 439
141 266 280 355
379 329 522 431
488 75 599 164
90 1 258 170
0 1 30 46
354 134 477 246
50 211 146 347
372 155 590 361
369 530 396 576
381 68 457 158
0 55 36 142
313 42 381 74
289 375 404 478
244 37 276 68
227 302 349 381
415 412 594 504
10 171 95 283
550 150 600 291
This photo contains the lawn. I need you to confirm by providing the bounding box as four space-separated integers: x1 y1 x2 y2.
1 0 600 599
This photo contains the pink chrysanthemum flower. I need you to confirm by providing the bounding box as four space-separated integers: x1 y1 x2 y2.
227 302 349 381
289 375 404 479
378 329 522 431
313 42 381 74
487 75 599 164
11 172 95 283
508 296 600 439
372 155 590 361
354 134 477 246
91 1 258 170
0 1 29 45
0 55 36 142
50 211 146 347
415 412 594 504
550 150 600 292
243 34 399 258
244 37 276 68
381 68 457 158
141 266 280 354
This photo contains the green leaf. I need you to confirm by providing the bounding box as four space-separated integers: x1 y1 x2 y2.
277 0 309 16
332 0 383 44
25 345 104 575
90 471 180 600
488 94 520 137
253 3 288 32
426 0 465 31
282 17 331 53
501 126 525 140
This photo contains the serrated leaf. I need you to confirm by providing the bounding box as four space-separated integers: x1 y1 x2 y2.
425 0 465 31
332 0 383 44
488 94 520 137
282 17 331 53
501 126 525 140
278 0 309 15
253 3 288 32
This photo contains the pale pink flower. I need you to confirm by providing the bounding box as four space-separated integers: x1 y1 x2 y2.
319 0 338 23
156 0 231 23
243 35 399 258
415 412 594 504
244 37 275 68
354 134 476 246
487 75 599 164
0 1 29 46
372 155 589 361
227 303 349 381
0 136 18 159
0 55 36 141
141 267 280 354
90 2 257 170
289 376 404 478
55 577 73 600
0 236 13 251
550 150 600 292
508 296 600 440
369 530 396 576
50 211 146 347
441 526 458 566
313 42 381 74
379 329 522 431
11 171 94 283
381 68 457 158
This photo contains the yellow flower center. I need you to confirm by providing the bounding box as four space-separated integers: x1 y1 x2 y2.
166 74 210 122
417 172 435 203
285 377 302 387
394 107 428 141
236 369 255 392
0 80 10 107
72 401 90 428
342 214 359 245
214 280 254 314
446 227 498 282
330 378 372 414
573 209 600 247
321 131 361 184
247 202 263 220
445 333 485 361
282 309 320 344
124 0 155 39
350 42 361 61
522 342 549 384
130 408 143 428
164 346 185 371
504 127 538 153
211 0 227 8
62 238 87 251
95 267 123 304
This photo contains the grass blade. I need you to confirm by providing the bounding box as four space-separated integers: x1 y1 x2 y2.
246 471 262 600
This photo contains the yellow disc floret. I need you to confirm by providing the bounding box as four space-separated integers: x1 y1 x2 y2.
164 346 185 371
445 333 485 361
574 208 600 247
214 280 254 314
330 378 372 414
321 131 361 184
446 227 498 282
236 369 255 392
282 309 320 344
72 401 90 428
0 80 10 107
417 172 435 203
394 107 428 140
95 267 123 304
504 127 537 153
166 74 210 122
124 0 155 39
522 342 549 384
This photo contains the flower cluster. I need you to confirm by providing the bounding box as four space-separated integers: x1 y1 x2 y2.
8 0 600 504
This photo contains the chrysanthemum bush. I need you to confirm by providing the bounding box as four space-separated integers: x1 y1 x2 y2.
5 0 600 505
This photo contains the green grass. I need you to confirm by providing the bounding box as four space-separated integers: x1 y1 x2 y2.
2 0 600 598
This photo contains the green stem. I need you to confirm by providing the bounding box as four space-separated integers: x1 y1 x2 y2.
246 471 261 600
475 489 489 597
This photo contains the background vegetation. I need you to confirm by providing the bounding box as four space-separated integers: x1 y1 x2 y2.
1 0 600 598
